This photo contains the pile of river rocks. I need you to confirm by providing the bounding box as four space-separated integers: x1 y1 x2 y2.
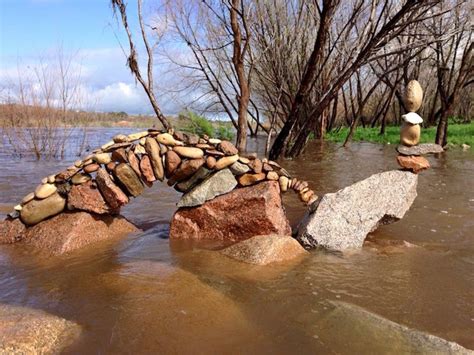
8 130 317 227
396 80 444 173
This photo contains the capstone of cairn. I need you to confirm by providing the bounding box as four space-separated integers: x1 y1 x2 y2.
8 130 317 226
397 80 430 174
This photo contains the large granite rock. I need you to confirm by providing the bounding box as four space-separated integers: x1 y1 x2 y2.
170 181 291 242
221 235 308 265
177 168 237 208
319 301 472 354
297 170 418 251
397 143 444 156
0 212 139 255
0 304 81 354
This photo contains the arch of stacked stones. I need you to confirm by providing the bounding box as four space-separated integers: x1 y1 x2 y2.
12 130 318 226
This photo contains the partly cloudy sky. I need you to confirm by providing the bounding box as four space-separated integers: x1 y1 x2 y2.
0 0 181 114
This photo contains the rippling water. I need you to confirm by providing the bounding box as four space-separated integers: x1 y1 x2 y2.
1 128 473 353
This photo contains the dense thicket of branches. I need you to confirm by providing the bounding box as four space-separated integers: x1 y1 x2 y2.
114 0 473 157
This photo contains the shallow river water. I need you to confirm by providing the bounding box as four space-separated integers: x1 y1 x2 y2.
0 128 473 353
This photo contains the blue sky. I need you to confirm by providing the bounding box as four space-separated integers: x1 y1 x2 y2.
0 0 177 114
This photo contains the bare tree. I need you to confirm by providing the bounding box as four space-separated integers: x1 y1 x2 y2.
111 0 172 130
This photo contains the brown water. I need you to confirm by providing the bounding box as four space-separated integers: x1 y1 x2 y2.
0 130 473 353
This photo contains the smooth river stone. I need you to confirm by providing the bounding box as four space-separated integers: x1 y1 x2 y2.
34 183 57 199
83 163 100 174
139 155 156 185
177 168 238 208
400 123 420 147
22 192 35 205
208 138 221 145
218 141 238 156
113 134 129 143
71 173 92 185
114 163 144 197
215 155 239 170
206 156 217 169
237 173 266 186
165 150 181 178
94 153 112 164
101 140 114 150
127 131 149 141
169 158 205 183
279 176 289 192
404 80 423 112
266 171 279 181
396 143 444 156
173 146 204 159
144 137 164 181
20 192 66 226
156 133 177 146
229 161 250 175
96 168 129 209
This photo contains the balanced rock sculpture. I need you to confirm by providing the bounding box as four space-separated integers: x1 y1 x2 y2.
7 130 318 227
397 80 432 173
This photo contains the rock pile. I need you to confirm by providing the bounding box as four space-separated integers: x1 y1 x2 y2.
397 80 443 173
7 130 317 228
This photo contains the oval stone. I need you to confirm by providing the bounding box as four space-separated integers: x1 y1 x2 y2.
400 122 420 147
20 192 66 226
173 146 204 159
279 176 289 192
71 173 92 185
83 163 100 173
156 133 177 146
22 192 35 204
266 171 279 181
215 155 239 170
404 80 423 112
35 183 57 199
94 153 112 165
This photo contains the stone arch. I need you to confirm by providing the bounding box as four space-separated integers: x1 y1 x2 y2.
11 130 317 227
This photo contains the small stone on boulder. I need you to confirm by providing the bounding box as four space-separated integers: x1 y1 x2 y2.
221 235 308 265
397 155 430 174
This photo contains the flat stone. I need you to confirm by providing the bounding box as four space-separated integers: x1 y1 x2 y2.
20 192 66 226
67 180 118 214
397 155 430 173
96 168 129 209
83 163 100 173
297 170 418 251
165 150 181 178
229 161 250 175
19 212 139 255
215 154 239 170
175 167 212 193
114 163 144 197
248 158 263 174
221 235 308 265
127 131 149 141
173 146 204 159
319 301 472 354
144 137 164 181
93 152 112 164
170 181 291 241
113 134 129 143
219 140 238 155
0 304 81 354
177 168 237 208
55 166 80 181
111 148 128 163
71 172 91 185
103 142 132 152
127 150 142 178
238 172 266 186
169 158 205 183
34 183 57 199
205 149 225 157
139 154 156 184
397 143 444 156
21 192 35 204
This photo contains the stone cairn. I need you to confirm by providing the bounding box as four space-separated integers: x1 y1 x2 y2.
396 80 442 173
9 131 317 226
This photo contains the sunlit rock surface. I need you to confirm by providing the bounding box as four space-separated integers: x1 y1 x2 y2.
0 304 81 354
297 170 418 250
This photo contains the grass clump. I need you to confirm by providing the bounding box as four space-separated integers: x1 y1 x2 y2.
179 110 235 140
325 122 474 146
